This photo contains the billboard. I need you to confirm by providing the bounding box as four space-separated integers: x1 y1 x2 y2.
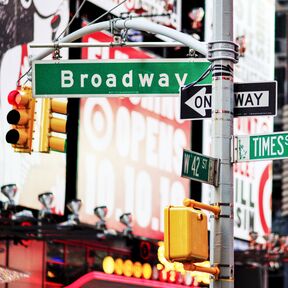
87 0 182 30
0 1 70 213
77 30 191 239
203 0 275 241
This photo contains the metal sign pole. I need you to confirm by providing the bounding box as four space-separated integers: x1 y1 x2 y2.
210 0 238 287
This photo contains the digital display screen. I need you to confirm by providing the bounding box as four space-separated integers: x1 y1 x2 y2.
77 31 191 239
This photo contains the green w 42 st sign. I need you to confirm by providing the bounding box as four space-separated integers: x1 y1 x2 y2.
181 149 219 187
32 59 211 98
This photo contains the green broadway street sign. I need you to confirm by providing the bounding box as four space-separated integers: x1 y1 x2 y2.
32 59 211 98
234 131 288 162
181 149 220 187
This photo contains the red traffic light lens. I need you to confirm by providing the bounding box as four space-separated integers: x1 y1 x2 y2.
8 90 20 106
7 89 29 107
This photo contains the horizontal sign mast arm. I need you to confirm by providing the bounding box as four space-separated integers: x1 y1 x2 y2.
29 42 186 48
29 18 207 64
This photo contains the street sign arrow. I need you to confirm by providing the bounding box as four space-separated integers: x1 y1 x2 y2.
180 81 277 120
184 87 211 117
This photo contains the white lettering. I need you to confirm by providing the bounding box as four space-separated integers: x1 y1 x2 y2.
122 70 133 87
131 111 145 161
115 107 130 157
183 154 190 174
277 135 284 155
139 73 154 87
252 138 259 157
285 135 288 146
173 129 187 174
96 159 115 217
262 137 270 156
135 170 152 228
91 74 102 87
270 136 277 156
124 166 135 213
158 73 169 87
146 117 158 167
158 122 173 172
61 70 74 88
80 74 88 88
175 73 188 86
106 73 117 87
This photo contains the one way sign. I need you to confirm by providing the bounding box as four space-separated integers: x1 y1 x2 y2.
180 81 277 120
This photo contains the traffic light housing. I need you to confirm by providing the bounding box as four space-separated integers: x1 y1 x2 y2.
39 98 68 153
164 205 208 263
6 87 35 153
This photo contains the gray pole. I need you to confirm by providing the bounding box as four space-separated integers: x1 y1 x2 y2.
209 0 238 287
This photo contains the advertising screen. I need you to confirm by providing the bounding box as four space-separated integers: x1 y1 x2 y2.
0 1 70 213
203 0 275 241
77 30 191 239
86 0 182 30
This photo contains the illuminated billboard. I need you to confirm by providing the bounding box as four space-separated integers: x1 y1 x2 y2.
0 1 69 213
203 0 275 241
87 0 182 30
77 31 191 239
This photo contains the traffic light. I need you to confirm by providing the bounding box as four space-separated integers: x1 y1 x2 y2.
39 98 68 153
6 86 35 153
164 205 208 263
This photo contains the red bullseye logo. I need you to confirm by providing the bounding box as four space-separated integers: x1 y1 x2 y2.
258 165 271 234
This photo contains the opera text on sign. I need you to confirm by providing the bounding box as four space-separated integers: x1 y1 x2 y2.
181 149 219 186
234 132 288 162
32 59 211 98
180 81 277 119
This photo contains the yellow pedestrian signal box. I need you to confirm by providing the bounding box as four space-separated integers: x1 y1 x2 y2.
164 205 208 263
6 87 35 153
39 98 68 153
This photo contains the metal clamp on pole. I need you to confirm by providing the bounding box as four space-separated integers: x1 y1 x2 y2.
183 263 220 280
183 198 221 219
207 40 239 64
215 264 234 281
209 202 233 219
109 18 122 46
52 42 62 60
